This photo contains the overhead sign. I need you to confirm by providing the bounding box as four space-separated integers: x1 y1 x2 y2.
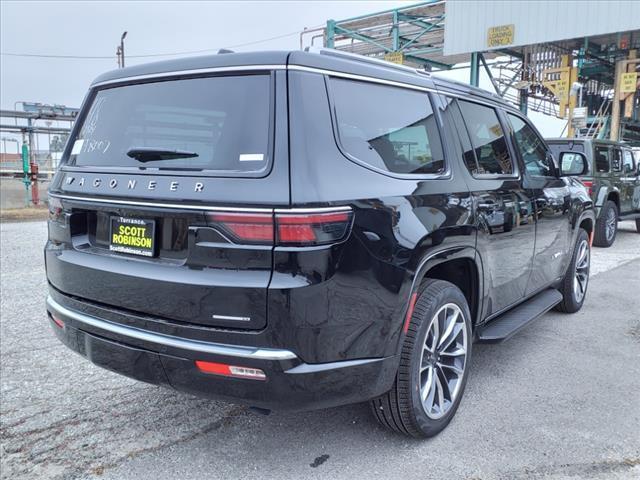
620 72 638 93
384 52 404 65
487 24 515 48
572 107 587 129
543 69 570 101
542 65 573 118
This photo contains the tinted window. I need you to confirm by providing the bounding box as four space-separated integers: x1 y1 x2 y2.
594 146 610 173
507 114 553 176
458 100 513 175
331 78 444 175
611 148 623 172
69 74 271 174
447 98 478 173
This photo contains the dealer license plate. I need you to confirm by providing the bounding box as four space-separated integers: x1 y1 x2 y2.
109 216 156 257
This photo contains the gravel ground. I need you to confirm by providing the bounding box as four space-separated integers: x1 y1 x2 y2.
1 221 639 480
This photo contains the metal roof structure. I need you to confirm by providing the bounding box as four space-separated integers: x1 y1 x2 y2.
314 0 640 143
321 1 491 70
444 0 640 56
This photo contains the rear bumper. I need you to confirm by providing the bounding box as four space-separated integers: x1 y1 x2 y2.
46 295 399 411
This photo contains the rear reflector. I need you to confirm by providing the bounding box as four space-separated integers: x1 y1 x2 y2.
581 180 593 196
50 314 65 329
48 195 63 221
403 292 418 333
207 208 353 246
195 361 266 380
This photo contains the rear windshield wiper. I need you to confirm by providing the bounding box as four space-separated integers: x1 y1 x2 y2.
126 147 199 162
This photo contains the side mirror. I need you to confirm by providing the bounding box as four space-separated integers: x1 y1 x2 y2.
559 151 588 176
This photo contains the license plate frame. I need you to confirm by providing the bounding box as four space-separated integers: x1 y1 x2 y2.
109 216 156 257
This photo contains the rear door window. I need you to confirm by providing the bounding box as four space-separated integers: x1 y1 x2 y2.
594 146 610 173
612 148 623 172
330 78 445 175
67 74 272 175
457 100 514 176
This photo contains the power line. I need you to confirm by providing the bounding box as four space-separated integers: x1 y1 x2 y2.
0 27 322 60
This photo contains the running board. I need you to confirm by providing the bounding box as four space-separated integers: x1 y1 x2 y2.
476 289 563 343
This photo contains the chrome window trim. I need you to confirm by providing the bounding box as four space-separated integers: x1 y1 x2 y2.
91 64 287 87
47 296 298 361
49 192 351 215
436 90 517 115
288 64 438 94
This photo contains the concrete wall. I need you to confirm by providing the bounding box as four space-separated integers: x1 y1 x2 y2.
0 177 50 209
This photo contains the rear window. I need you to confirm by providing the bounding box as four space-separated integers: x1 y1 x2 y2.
67 74 272 175
330 78 444 175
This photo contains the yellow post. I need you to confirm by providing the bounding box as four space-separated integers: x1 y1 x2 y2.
567 65 579 138
623 50 637 119
610 59 624 141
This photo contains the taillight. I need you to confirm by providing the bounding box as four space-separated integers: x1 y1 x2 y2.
581 180 593 196
48 195 63 221
275 211 352 246
207 212 274 244
206 208 353 246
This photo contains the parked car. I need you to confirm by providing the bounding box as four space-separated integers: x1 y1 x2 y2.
45 49 595 438
547 139 640 244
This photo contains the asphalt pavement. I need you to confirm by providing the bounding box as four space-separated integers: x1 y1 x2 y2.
1 221 639 480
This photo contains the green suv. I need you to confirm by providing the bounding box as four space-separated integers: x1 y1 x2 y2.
548 139 640 246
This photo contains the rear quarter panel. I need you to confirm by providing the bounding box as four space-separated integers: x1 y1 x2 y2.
279 70 477 362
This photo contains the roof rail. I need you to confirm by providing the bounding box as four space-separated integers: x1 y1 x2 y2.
217 49 235 54
305 46 428 76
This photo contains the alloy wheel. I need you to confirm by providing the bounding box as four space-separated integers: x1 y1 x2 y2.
605 208 616 242
573 239 590 303
419 303 468 420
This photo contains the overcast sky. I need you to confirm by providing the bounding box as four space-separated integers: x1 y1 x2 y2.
0 0 564 136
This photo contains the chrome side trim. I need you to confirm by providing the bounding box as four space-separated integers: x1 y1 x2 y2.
212 314 251 322
49 192 352 215
274 206 352 214
92 64 287 87
288 64 437 94
46 296 298 361
49 193 273 213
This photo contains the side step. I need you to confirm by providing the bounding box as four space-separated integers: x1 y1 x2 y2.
476 289 563 343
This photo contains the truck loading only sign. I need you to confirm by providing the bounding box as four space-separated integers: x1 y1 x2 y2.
487 24 515 48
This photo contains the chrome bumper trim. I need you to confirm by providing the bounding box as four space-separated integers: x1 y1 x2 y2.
46 296 297 361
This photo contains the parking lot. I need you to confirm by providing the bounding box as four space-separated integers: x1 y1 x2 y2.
0 220 638 480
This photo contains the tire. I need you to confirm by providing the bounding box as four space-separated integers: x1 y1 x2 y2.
593 200 618 247
555 228 590 313
636 218 640 233
370 279 472 438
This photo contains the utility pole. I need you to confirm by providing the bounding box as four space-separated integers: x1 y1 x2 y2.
116 31 128 68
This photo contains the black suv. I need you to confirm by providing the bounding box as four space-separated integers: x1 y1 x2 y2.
45 49 595 438
547 139 640 245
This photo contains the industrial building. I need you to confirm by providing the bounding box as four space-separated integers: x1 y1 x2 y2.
302 0 640 143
